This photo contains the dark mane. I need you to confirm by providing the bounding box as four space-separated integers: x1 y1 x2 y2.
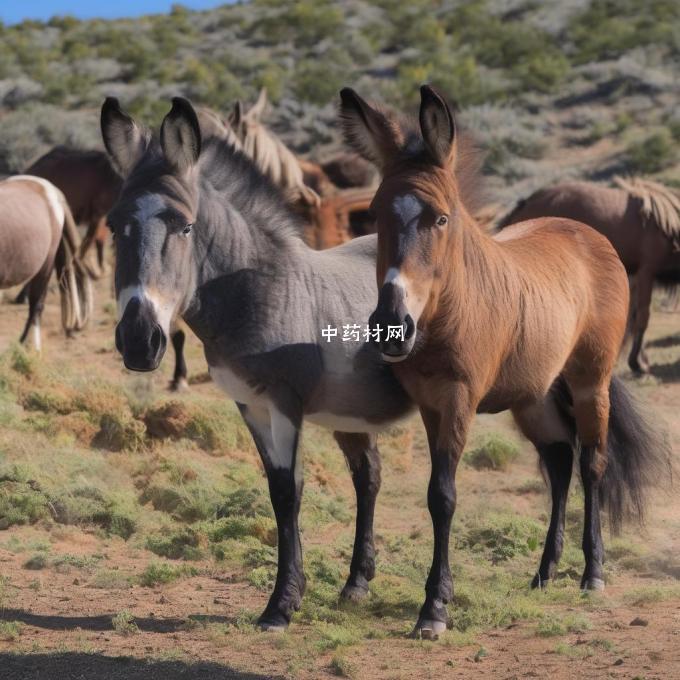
199 136 305 244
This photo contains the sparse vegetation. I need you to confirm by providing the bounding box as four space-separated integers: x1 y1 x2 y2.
111 610 139 636
465 434 520 471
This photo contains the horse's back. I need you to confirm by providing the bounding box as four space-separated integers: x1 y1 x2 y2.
501 182 644 271
0 177 61 287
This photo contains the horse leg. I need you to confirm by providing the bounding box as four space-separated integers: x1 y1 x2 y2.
512 394 575 588
414 399 472 639
237 402 305 630
569 380 610 590
169 328 189 391
12 283 29 305
628 271 654 374
19 274 49 351
334 432 381 601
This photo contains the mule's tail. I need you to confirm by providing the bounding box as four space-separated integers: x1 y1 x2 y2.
601 376 672 532
56 198 94 334
553 376 671 533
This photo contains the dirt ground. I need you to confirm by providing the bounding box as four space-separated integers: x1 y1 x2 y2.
1 275 679 680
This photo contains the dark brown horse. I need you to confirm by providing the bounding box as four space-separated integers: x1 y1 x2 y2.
498 178 680 374
341 85 669 638
0 176 92 348
25 146 123 273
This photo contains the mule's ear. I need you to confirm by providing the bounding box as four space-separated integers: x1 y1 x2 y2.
231 100 244 127
339 88 402 171
160 97 202 174
100 97 149 177
419 85 456 168
248 88 268 121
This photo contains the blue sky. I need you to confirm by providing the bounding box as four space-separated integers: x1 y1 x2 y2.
0 1 234 25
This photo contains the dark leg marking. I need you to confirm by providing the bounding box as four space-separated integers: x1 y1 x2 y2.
334 431 381 601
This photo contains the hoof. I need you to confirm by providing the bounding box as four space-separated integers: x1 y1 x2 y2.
340 583 369 602
411 619 447 640
169 378 190 392
257 613 289 632
581 576 605 592
531 573 550 590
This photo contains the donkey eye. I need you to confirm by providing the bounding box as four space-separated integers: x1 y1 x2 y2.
182 224 193 236
436 215 448 227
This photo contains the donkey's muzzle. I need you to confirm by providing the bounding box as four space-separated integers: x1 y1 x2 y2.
369 283 417 362
115 297 167 371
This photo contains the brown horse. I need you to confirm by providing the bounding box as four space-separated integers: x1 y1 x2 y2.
498 178 680 374
25 146 123 273
0 176 92 348
341 86 669 638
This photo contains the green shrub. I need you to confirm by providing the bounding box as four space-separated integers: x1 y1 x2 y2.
465 434 520 471
625 129 676 174
139 561 195 587
112 610 138 635
146 527 204 560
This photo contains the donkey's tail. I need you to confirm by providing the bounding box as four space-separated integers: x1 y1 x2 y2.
601 376 672 532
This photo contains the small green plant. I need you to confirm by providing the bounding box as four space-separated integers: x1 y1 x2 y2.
465 434 520 471
139 561 196 587
111 610 138 636
0 621 23 641
330 653 357 678
10 345 35 377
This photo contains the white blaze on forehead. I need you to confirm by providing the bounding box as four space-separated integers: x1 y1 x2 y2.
8 175 65 227
116 284 176 335
392 194 423 227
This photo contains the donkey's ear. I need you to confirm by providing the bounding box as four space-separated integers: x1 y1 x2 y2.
419 85 456 168
100 97 150 177
231 100 244 127
339 88 402 171
160 97 202 174
248 88 268 121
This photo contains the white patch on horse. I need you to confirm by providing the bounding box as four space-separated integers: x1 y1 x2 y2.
8 175 65 227
210 364 265 405
32 320 41 353
116 284 175 334
239 402 300 474
134 193 165 224
123 224 131 238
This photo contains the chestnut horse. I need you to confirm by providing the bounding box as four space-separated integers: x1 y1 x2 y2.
0 176 92 348
341 86 669 638
498 177 680 374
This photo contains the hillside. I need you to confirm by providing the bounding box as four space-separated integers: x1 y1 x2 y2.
0 0 678 205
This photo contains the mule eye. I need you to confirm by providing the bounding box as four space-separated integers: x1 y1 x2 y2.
436 215 448 228
182 224 193 236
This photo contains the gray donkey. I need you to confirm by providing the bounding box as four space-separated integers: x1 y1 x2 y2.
101 97 417 632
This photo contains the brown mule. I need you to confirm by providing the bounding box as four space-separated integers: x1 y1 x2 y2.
341 85 669 639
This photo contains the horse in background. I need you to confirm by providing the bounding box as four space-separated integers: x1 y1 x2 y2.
0 176 92 349
231 89 380 247
341 85 669 638
498 177 680 374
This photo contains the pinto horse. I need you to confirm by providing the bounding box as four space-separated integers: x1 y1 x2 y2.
0 176 92 348
101 96 414 630
341 85 670 638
